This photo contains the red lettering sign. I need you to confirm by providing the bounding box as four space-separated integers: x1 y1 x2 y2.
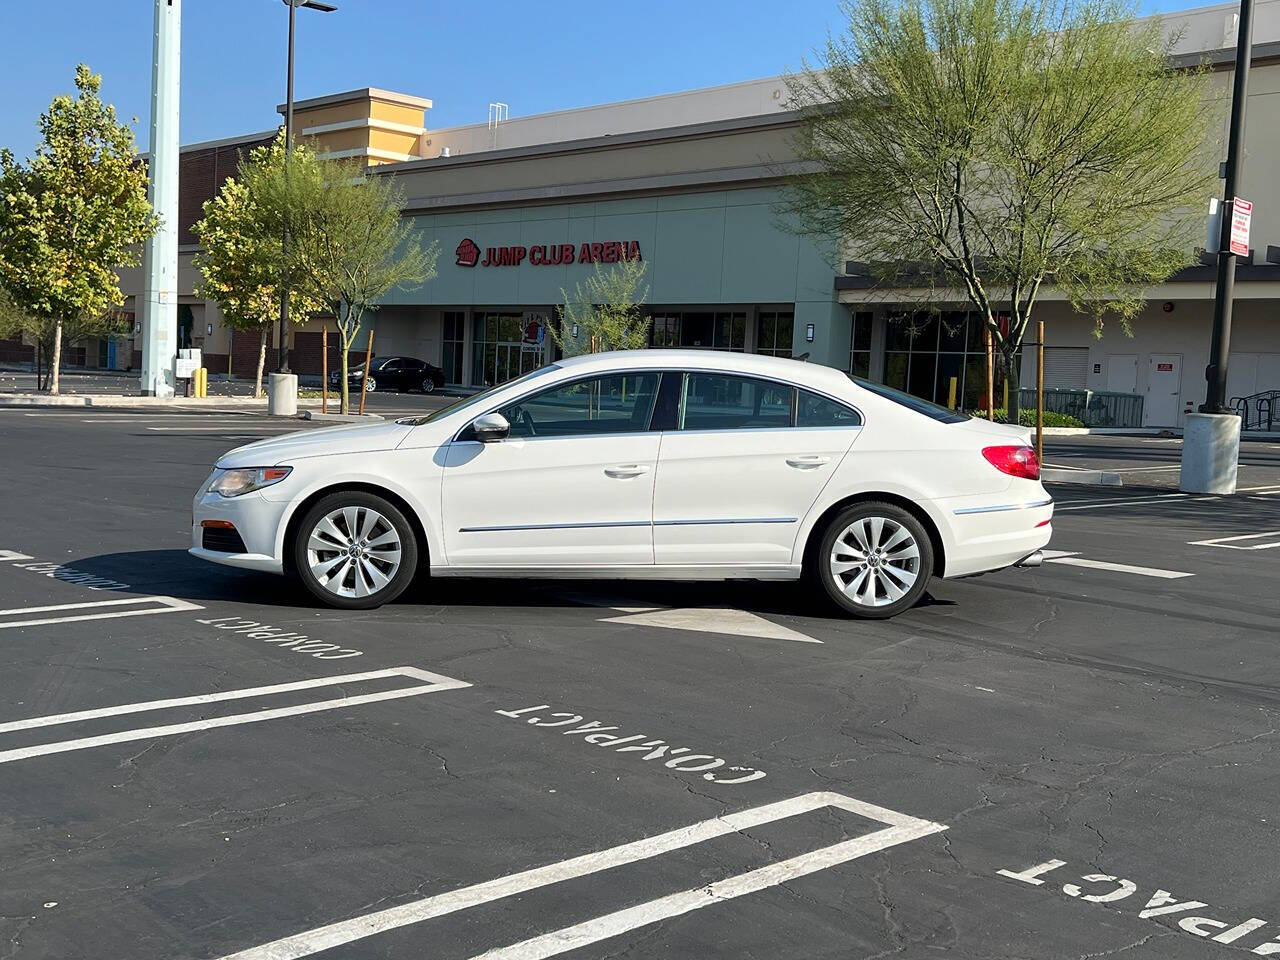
462 238 640 267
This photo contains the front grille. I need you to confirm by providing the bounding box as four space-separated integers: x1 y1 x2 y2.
202 527 247 553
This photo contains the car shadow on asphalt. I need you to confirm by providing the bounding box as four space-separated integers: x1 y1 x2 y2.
64 548 952 622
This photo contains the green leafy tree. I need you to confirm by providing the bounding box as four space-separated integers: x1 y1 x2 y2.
192 136 321 398
261 148 437 413
550 258 651 357
785 0 1215 419
0 64 156 394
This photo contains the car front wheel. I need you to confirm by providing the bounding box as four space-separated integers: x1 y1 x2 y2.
364 377 377 393
292 491 418 609
815 502 933 619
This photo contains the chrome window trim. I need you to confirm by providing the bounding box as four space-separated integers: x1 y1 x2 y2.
952 499 1054 515
451 365 867 443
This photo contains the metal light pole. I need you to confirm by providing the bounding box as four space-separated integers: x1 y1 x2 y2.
276 0 337 374
1202 0 1254 413
1181 0 1254 493
140 0 181 397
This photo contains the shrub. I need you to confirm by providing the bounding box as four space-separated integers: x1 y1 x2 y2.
968 408 1085 428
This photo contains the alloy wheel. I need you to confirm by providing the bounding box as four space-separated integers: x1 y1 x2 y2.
828 515 921 607
306 506 402 599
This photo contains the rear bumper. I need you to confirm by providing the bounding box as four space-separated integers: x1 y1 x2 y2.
936 495 1054 578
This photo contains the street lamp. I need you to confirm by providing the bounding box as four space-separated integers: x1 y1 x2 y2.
276 0 338 374
1180 0 1253 493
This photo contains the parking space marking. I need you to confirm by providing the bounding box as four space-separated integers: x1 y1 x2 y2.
0 550 34 562
0 665 469 765
213 791 945 960
1189 531 1280 551
1041 551 1193 579
0 595 204 629
601 607 821 643
1056 494 1192 511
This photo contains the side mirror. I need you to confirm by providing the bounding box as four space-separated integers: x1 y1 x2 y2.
472 412 510 443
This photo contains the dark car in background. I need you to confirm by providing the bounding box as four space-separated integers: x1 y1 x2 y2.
331 355 447 394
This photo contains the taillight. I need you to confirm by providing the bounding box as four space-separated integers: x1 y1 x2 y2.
982 445 1040 480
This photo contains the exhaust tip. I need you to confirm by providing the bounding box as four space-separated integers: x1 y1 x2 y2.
1016 551 1044 568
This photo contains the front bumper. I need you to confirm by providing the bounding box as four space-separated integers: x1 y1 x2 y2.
190 485 290 575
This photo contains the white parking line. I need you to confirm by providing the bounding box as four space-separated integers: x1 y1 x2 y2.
0 596 204 629
0 550 34 562
213 791 945 960
1041 551 1193 579
1056 494 1193 511
1189 531 1280 551
0 666 469 765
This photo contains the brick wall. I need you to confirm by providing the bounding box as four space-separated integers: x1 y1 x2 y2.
292 332 362 377
178 136 274 246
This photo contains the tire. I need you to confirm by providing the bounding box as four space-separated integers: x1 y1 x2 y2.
814 502 933 619
364 378 377 393
292 491 418 609
421 378 436 394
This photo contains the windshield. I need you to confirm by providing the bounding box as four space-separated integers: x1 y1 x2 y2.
396 364 563 426
849 375 969 424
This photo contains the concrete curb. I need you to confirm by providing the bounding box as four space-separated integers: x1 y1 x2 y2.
1042 468 1124 486
301 411 384 422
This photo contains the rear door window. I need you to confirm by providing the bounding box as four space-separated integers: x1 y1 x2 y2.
680 374 793 431
797 390 862 427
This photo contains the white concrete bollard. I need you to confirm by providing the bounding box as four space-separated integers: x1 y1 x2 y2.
1179 412 1241 494
266 373 298 417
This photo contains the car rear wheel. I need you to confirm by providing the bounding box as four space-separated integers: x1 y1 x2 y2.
364 378 377 393
815 502 932 619
421 377 436 394
292 491 418 609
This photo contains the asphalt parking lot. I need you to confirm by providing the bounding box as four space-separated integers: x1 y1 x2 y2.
1044 434 1280 490
1 407 1278 959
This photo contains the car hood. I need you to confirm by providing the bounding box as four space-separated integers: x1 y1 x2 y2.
216 421 414 468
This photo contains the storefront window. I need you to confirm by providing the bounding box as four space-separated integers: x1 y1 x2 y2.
441 311 465 385
756 311 794 358
648 311 747 351
849 311 872 379
882 310 1016 411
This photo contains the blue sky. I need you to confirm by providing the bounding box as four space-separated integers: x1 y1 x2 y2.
1 0 1212 159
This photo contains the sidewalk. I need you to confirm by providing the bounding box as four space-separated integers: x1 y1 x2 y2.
0 393 324 410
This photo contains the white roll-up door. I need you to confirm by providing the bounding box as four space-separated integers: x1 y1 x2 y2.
1042 347 1090 389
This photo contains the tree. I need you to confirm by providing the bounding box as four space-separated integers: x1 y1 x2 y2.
785 0 1216 419
262 148 437 414
0 286 129 390
0 64 156 394
549 258 651 357
192 136 321 398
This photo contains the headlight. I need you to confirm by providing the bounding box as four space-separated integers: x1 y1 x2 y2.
208 466 292 498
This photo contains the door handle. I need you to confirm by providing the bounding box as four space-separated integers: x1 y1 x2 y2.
786 455 831 469
604 464 650 479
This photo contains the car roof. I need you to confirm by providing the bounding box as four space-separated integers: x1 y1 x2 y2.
555 349 852 392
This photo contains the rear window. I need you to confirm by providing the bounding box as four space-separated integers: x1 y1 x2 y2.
849 376 969 424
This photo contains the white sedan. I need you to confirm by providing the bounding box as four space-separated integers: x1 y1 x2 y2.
191 350 1052 618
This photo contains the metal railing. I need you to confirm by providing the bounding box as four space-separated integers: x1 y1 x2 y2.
1018 388 1144 428
1231 390 1279 431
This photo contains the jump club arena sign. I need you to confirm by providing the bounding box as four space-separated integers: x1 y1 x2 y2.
455 238 643 269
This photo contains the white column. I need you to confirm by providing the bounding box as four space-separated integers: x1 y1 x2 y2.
140 0 181 397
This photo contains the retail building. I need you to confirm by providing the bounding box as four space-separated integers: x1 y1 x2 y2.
10 0 1273 426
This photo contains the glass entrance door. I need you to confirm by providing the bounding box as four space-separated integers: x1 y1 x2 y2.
473 312 545 387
